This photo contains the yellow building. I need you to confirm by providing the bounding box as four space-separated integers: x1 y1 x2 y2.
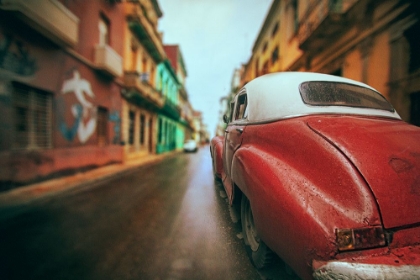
242 0 420 126
121 0 166 160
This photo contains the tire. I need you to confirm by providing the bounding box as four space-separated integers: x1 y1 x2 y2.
241 195 274 269
210 149 221 182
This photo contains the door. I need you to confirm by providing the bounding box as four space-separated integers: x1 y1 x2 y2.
223 91 248 198
148 118 153 153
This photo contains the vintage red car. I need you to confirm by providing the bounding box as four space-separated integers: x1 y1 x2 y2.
210 72 420 279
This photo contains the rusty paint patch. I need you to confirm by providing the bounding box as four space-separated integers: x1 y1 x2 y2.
410 176 420 195
389 157 413 173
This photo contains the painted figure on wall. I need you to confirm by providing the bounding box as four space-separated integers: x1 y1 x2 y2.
59 70 97 144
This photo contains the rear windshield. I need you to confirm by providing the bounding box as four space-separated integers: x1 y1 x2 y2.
299 81 394 112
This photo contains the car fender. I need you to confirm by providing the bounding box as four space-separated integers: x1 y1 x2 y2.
210 136 224 180
230 119 382 275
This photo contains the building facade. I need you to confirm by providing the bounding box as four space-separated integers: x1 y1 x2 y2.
0 0 200 187
215 68 242 136
156 59 181 153
0 0 124 187
240 0 420 126
164 45 194 147
192 110 209 144
121 0 166 160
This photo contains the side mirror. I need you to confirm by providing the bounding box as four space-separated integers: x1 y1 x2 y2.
223 114 229 124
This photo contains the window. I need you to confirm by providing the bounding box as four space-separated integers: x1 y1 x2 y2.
410 92 420 127
235 93 248 120
97 107 108 146
331 68 343 77
262 42 268 53
12 83 52 149
130 45 138 71
148 118 153 152
405 20 420 73
150 65 155 87
271 46 279 64
141 57 149 83
271 22 279 38
158 117 163 144
99 15 110 46
140 114 145 145
129 111 135 145
163 120 168 144
293 0 299 33
299 81 395 112
229 102 235 122
262 60 269 75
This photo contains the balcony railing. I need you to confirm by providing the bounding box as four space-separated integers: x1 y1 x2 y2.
160 98 181 121
124 71 164 108
297 0 358 50
0 0 79 47
94 44 123 77
125 2 165 63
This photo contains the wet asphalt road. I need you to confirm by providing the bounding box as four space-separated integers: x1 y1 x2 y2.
0 146 289 280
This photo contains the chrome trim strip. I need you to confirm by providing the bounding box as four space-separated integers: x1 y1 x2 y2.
313 261 420 280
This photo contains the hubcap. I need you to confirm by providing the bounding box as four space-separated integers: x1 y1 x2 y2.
244 199 260 252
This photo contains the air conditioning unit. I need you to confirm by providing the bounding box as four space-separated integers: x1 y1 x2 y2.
139 72 149 82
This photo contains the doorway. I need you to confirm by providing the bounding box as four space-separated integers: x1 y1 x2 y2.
148 118 154 153
410 91 420 127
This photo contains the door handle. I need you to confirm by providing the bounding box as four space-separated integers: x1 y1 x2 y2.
236 128 243 133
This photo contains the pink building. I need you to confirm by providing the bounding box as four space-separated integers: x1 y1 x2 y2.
0 0 125 188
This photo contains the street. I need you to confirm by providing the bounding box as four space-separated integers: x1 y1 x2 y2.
0 147 287 280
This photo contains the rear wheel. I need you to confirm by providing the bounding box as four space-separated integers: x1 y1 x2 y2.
241 195 274 269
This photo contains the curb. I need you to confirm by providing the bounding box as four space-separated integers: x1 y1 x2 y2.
0 151 178 211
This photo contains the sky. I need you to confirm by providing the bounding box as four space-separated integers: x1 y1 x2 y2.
157 0 272 137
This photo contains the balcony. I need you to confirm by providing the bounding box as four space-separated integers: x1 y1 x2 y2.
94 44 123 77
297 0 358 51
125 3 165 63
160 98 181 121
124 71 164 109
0 0 79 47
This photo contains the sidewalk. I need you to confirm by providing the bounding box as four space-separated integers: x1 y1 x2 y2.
0 152 177 208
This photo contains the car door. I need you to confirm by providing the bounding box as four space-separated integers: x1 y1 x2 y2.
223 91 248 187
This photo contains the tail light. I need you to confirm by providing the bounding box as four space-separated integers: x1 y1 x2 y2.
336 226 386 251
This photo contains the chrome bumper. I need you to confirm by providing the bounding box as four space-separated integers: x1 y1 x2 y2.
313 261 420 280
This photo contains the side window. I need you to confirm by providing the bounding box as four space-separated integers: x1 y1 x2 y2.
229 102 235 123
235 94 248 120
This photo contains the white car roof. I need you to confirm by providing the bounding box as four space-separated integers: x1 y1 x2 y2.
239 72 401 123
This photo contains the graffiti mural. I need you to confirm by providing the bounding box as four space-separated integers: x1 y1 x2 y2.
59 70 97 144
58 101 81 142
0 32 37 77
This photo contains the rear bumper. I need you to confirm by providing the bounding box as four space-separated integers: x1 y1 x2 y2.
313 261 420 279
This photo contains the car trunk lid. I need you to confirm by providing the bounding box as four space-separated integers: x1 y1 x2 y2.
307 116 420 229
